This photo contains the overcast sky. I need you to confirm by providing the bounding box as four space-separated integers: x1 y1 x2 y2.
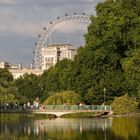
0 0 101 66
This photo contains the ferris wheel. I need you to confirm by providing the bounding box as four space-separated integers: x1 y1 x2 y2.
34 13 91 69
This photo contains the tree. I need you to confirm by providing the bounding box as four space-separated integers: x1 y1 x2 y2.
40 59 74 101
0 68 13 82
14 73 43 103
43 91 81 105
70 0 140 103
0 68 16 103
122 48 140 98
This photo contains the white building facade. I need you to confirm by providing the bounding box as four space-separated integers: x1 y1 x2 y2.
0 61 10 69
41 44 76 70
9 68 43 79
0 44 77 79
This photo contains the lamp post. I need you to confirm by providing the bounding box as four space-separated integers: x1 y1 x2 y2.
103 87 106 105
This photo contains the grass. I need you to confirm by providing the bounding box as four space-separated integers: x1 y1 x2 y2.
61 112 102 118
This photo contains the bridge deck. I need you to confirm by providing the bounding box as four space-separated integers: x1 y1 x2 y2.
44 105 111 111
0 105 112 117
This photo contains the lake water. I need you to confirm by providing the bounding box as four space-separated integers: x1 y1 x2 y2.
0 114 140 140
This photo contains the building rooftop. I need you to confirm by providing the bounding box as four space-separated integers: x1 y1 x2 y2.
47 44 72 47
46 44 76 50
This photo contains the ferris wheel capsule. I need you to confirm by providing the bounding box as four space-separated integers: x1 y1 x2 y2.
65 14 68 16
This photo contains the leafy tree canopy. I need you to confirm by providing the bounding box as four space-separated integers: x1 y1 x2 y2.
71 0 140 103
43 91 81 105
0 68 15 103
14 73 43 103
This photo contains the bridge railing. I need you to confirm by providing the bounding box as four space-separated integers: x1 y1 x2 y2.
0 105 112 112
44 105 112 111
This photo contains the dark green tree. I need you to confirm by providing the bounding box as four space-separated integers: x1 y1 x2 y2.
0 68 16 103
40 59 74 101
71 0 140 104
122 48 140 98
14 73 43 103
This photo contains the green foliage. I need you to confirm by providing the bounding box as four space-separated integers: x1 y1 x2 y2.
43 91 81 105
122 48 140 98
0 68 13 82
41 59 73 91
111 94 139 114
14 73 43 103
39 0 140 105
40 59 74 101
0 93 15 103
70 0 138 102
0 68 16 103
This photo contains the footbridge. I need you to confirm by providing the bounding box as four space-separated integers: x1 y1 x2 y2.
32 105 112 117
0 105 112 118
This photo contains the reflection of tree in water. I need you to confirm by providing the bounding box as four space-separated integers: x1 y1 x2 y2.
0 115 140 140
35 118 112 132
0 116 112 140
34 118 113 140
111 117 140 140
0 120 49 140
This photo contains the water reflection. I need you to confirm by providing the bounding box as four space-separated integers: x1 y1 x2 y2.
34 118 112 135
0 114 140 140
111 117 140 140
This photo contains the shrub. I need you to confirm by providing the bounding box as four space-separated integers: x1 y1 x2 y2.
111 94 139 114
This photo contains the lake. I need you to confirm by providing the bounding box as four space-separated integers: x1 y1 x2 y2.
0 113 140 140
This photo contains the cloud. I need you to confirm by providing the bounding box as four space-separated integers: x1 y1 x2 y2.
0 0 19 6
0 0 101 65
55 22 88 34
0 0 16 3
0 0 100 34
0 22 42 36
